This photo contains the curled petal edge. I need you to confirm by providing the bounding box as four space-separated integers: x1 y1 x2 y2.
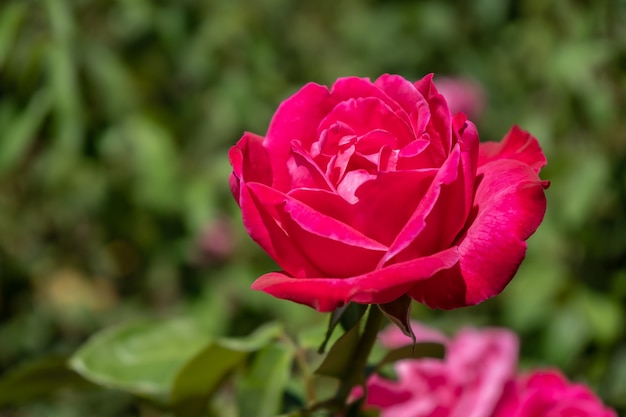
251 247 459 312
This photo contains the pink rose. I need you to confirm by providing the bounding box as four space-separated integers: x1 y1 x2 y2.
492 370 617 417
359 322 519 417
197 217 236 262
435 77 487 120
229 74 548 311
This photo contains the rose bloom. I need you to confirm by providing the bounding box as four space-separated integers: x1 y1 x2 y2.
357 322 519 417
492 370 617 417
359 324 616 417
229 74 549 311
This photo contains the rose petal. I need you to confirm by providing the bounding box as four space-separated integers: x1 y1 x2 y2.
318 121 355 156
229 132 273 190
336 169 376 203
352 169 437 246
251 247 459 312
288 141 335 191
330 76 404 114
229 133 277 259
375 74 432 141
248 182 388 278
414 74 452 164
264 82 335 191
317 97 414 146
479 125 547 174
326 144 357 186
447 328 519 417
382 143 466 265
391 121 479 264
409 159 548 308
414 73 440 99
493 370 618 417
243 183 324 278
375 74 426 117
358 374 413 409
355 129 399 155
287 188 355 228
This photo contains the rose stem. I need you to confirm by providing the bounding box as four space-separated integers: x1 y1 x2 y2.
333 304 384 410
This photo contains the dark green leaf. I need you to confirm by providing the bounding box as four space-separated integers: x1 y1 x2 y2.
0 356 96 406
315 322 361 380
0 88 51 173
319 303 367 353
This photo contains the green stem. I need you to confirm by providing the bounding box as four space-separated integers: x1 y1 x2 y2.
334 305 384 409
280 334 317 405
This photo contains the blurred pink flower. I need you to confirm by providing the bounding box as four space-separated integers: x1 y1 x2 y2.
435 76 486 119
197 217 236 262
361 322 518 417
358 322 617 417
492 370 617 417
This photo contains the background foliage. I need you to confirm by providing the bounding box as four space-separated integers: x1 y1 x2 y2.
0 0 625 415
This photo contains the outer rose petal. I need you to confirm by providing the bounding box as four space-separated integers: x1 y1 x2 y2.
479 126 547 174
409 159 548 308
248 182 387 278
229 133 277 259
251 247 459 312
243 182 324 278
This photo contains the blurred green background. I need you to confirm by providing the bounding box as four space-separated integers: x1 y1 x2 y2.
0 0 625 415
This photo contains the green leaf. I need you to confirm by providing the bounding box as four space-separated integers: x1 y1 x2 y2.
124 116 180 212
170 322 283 417
374 342 445 372
45 0 84 178
235 342 294 417
0 356 95 406
315 322 361 380
319 303 367 353
0 2 26 70
69 318 213 401
0 88 51 174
